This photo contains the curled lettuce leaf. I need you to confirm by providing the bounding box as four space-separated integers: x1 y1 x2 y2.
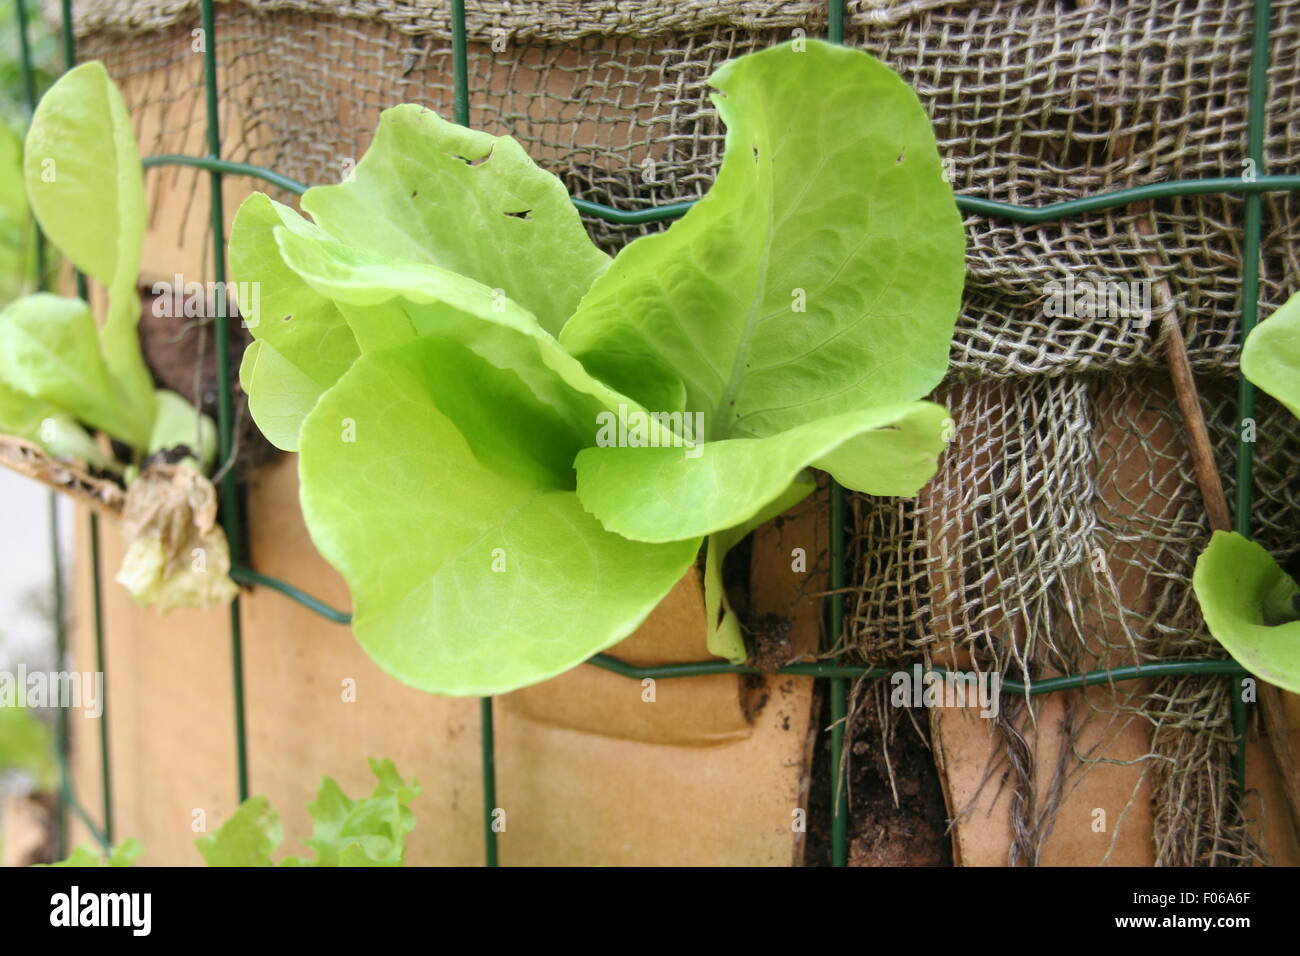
1194 531 1300 694
1192 291 1300 692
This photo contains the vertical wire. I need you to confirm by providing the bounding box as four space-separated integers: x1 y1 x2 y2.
448 0 497 868
1231 0 1274 801
88 516 113 843
198 0 250 804
827 0 849 869
58 0 112 848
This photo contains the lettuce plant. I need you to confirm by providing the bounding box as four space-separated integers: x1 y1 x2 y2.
1193 291 1300 692
0 63 231 609
42 758 418 867
0 61 217 470
231 40 966 695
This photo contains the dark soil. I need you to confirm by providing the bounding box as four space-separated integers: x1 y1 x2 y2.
136 284 276 474
805 686 953 866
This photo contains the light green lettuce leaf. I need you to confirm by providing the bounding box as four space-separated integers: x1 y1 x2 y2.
0 293 150 446
300 104 610 336
299 336 700 696
560 40 962 557
229 192 360 451
575 402 950 543
1242 290 1300 418
41 839 143 867
195 796 281 867
22 61 154 431
0 380 116 471
148 389 217 472
1193 531 1300 695
281 758 420 867
560 40 964 438
270 228 672 441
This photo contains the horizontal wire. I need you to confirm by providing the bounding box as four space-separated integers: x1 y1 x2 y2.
143 153 1300 224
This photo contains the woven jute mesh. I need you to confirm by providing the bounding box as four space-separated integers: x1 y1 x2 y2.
67 0 1300 865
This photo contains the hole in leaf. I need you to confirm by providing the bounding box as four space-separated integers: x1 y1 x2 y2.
503 209 532 220
450 146 492 167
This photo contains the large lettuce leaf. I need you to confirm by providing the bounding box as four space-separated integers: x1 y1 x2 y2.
299 334 698 696
560 41 963 440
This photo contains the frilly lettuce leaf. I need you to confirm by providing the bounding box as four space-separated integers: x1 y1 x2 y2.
281 758 420 867
195 796 282 866
1193 531 1300 694
196 758 418 867
41 839 143 867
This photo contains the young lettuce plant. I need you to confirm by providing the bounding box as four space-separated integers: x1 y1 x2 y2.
41 757 419 866
1193 291 1300 692
0 63 232 611
231 40 965 695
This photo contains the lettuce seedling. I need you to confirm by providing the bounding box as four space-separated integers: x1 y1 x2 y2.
1193 291 1300 692
42 758 419 867
231 40 966 695
0 61 216 468
0 63 230 610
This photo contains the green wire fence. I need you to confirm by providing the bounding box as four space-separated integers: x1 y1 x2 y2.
11 0 1282 867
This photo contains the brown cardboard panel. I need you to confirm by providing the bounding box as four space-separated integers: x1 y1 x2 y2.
494 670 811 866
501 569 758 745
